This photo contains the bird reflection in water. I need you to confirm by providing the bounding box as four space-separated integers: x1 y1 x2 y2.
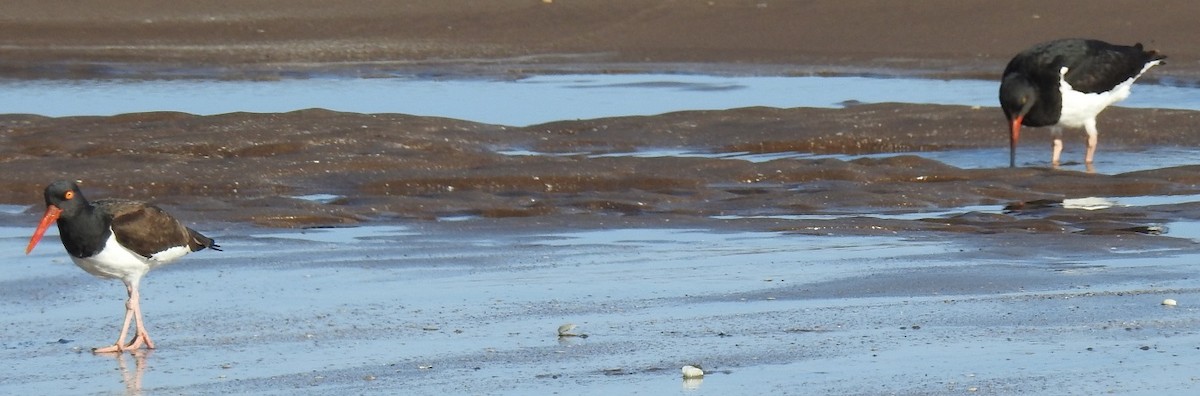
113 350 150 396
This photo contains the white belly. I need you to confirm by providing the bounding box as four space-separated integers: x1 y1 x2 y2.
1056 61 1161 129
1057 72 1128 128
70 232 190 282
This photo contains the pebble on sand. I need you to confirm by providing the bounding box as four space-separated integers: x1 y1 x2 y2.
681 365 705 379
1162 298 1178 306
558 323 588 338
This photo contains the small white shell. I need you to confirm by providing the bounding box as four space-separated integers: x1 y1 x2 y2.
681 365 705 379
1162 298 1178 306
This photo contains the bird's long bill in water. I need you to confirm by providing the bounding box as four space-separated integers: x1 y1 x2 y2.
1009 115 1023 168
26 204 62 254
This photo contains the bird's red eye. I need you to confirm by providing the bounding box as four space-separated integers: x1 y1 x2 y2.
63 191 75 200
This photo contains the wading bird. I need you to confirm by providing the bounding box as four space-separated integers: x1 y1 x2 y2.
26 180 220 353
1000 38 1164 168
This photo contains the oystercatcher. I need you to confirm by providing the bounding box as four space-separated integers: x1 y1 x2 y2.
999 38 1165 167
25 180 220 353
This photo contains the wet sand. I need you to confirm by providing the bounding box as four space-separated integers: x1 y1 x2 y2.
4 222 1200 394
4 105 1200 234
4 1 1200 395
2 0 1200 230
2 0 1199 81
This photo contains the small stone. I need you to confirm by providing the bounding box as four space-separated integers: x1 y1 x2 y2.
1162 298 1177 306
681 365 705 379
558 323 586 337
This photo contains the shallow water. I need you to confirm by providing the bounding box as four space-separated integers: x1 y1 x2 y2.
4 222 1200 395
501 146 1200 175
0 204 27 215
1 74 1197 126
712 194 1200 239
5 71 1200 394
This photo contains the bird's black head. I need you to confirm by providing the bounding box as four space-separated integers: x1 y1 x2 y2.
999 74 1038 168
27 180 91 255
999 74 1037 121
43 180 89 215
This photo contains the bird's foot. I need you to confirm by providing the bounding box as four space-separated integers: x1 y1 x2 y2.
92 343 126 354
92 333 155 354
124 332 155 351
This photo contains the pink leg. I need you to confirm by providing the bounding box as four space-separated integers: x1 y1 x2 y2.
94 280 154 353
123 286 155 350
1084 133 1098 165
93 282 137 354
1051 139 1063 167
1050 127 1064 168
1083 119 1099 165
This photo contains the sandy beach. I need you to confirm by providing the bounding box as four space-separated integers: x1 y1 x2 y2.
1 0 1199 80
3 1 1200 394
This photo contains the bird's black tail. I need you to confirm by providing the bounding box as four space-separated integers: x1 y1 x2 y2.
1135 43 1167 63
187 228 222 252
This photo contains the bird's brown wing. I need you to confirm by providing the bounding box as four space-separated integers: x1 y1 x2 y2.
98 199 197 258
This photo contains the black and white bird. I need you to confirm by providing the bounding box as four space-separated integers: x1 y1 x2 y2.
999 38 1165 168
25 180 220 354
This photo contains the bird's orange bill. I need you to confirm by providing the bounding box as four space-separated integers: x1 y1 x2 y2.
1009 116 1024 168
26 205 62 254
